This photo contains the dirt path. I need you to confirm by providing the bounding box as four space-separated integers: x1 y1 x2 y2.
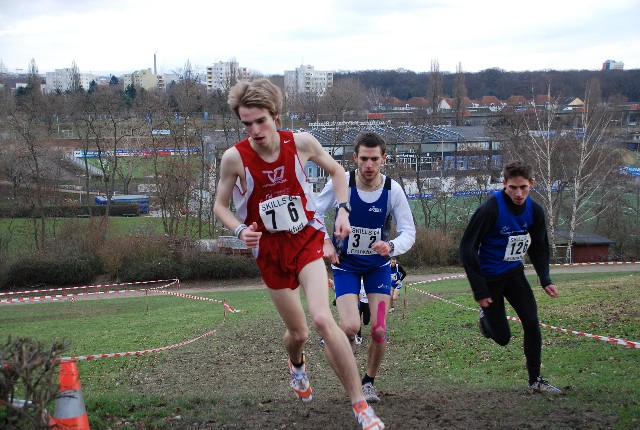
173 263 640 293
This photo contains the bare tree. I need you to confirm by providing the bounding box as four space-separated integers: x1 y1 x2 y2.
319 77 368 122
453 62 467 126
562 79 624 262
68 60 82 93
426 59 443 120
495 79 624 261
84 84 133 217
3 59 58 249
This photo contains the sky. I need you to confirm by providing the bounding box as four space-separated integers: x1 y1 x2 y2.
1 0 639 77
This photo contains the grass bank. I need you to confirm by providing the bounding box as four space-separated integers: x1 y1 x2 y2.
2 270 639 429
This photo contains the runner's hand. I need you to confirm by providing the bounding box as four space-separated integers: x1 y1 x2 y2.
240 222 261 249
323 239 339 264
477 297 493 308
544 284 558 298
333 211 351 239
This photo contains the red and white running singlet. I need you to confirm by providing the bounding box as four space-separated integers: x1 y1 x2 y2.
232 130 322 235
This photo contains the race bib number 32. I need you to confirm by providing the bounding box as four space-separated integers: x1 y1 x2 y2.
347 226 381 255
503 233 531 262
259 195 308 234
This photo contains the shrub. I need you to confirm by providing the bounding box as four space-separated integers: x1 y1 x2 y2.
0 252 102 290
402 227 461 268
114 256 184 282
181 251 260 280
100 236 259 283
0 336 66 430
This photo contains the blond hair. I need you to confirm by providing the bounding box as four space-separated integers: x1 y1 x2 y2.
227 78 283 128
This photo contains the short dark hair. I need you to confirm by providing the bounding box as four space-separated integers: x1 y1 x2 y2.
354 132 386 155
503 161 534 181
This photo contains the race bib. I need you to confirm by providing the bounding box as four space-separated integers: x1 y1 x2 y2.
347 226 381 255
259 195 308 234
503 233 531 261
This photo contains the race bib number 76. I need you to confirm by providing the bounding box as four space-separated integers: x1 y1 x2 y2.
259 195 308 234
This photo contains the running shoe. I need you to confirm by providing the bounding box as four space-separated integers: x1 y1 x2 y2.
529 376 562 394
353 401 385 430
478 308 492 338
388 307 395 313
362 382 380 403
289 355 313 402
354 335 363 345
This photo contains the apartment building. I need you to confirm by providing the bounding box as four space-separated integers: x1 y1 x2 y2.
206 60 250 92
123 68 159 91
284 65 333 97
45 68 97 93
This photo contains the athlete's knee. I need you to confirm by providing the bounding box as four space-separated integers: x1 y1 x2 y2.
310 312 335 336
492 327 511 346
371 324 387 344
371 301 388 344
339 320 361 338
493 335 511 346
521 318 541 336
286 327 309 345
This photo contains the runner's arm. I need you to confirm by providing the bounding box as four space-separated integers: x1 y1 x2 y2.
388 180 416 256
213 148 244 231
398 265 407 281
459 197 497 301
295 132 350 238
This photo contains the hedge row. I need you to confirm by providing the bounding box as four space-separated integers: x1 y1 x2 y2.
0 204 140 218
0 236 260 291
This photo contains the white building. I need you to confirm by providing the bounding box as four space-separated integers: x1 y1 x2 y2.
602 60 624 70
206 60 250 92
45 68 97 93
284 65 333 97
157 73 179 91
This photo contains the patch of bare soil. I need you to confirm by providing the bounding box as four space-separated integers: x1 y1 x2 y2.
125 265 631 430
87 265 636 428
132 320 615 430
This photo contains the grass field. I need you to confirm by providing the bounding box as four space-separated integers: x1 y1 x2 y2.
0 217 212 256
2 268 639 429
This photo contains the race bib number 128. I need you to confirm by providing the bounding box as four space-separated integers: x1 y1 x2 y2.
503 233 531 262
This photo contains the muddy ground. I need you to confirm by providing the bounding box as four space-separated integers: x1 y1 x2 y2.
102 264 636 429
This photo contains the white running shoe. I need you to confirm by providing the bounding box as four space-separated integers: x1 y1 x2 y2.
362 382 380 403
529 376 562 394
353 401 384 430
289 355 313 402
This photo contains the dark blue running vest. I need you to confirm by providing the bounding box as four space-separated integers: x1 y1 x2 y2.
333 171 392 272
478 191 533 276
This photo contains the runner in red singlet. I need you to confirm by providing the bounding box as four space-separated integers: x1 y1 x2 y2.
213 78 384 430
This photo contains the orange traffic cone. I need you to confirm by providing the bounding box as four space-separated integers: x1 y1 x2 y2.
52 361 90 429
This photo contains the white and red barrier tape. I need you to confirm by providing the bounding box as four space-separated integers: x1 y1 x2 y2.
549 261 640 266
1 289 142 304
0 279 180 297
151 289 244 313
55 324 223 363
407 277 640 349
2 278 245 363
0 279 180 304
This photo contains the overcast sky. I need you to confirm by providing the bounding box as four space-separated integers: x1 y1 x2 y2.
1 0 639 76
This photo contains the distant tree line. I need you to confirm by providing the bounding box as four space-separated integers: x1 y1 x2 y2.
336 68 640 101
